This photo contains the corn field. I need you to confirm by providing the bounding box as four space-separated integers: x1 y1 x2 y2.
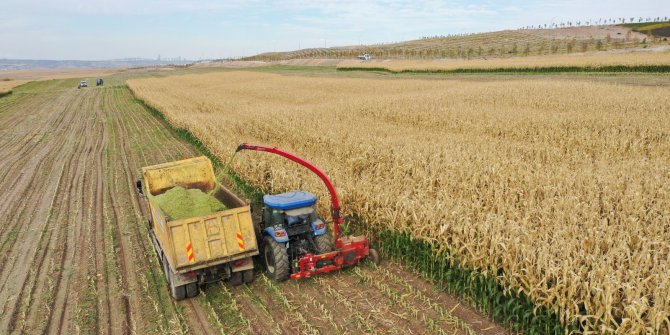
128 72 670 334
337 51 670 72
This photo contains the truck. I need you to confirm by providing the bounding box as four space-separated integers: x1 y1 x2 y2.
136 156 259 300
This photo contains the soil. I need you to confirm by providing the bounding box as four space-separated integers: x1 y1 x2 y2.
0 75 513 334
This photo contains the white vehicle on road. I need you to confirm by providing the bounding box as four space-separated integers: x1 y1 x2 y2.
357 53 371 60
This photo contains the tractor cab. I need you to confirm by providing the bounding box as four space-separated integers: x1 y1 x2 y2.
260 190 333 280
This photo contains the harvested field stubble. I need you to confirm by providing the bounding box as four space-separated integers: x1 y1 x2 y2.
128 71 670 334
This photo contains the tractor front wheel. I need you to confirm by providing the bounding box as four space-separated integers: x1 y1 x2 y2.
264 236 289 281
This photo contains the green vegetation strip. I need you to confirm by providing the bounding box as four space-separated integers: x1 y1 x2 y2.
0 91 11 98
621 21 670 31
129 85 577 335
337 64 670 74
153 186 226 220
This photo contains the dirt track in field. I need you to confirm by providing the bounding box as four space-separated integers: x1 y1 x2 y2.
0 77 509 334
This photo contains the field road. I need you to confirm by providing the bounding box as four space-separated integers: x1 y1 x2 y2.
0 77 509 334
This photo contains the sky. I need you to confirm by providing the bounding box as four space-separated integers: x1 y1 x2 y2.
0 0 667 60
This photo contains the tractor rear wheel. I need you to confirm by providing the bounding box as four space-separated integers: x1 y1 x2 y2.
264 236 289 281
314 234 333 254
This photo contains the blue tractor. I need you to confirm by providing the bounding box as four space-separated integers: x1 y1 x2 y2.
237 143 378 281
260 190 333 280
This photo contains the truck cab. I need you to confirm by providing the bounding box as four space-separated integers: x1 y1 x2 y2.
260 190 333 280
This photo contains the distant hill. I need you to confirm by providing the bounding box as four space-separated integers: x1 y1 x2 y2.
0 58 194 71
243 22 670 61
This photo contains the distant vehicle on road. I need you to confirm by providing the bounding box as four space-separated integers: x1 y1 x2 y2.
78 80 88 88
357 53 371 60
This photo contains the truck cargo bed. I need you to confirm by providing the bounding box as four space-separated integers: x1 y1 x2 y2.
141 157 258 275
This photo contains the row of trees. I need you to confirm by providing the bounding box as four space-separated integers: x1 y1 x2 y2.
244 19 669 62
520 16 668 30
246 32 663 62
418 18 668 41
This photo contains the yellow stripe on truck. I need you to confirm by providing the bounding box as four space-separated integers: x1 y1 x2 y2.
236 232 245 251
186 242 195 263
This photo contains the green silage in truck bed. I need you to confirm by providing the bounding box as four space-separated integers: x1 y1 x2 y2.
153 186 227 220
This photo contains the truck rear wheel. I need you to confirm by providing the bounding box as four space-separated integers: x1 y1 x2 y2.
167 269 187 300
229 271 243 286
171 283 186 300
243 269 254 284
163 253 187 300
264 236 289 281
314 234 333 254
185 282 199 298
